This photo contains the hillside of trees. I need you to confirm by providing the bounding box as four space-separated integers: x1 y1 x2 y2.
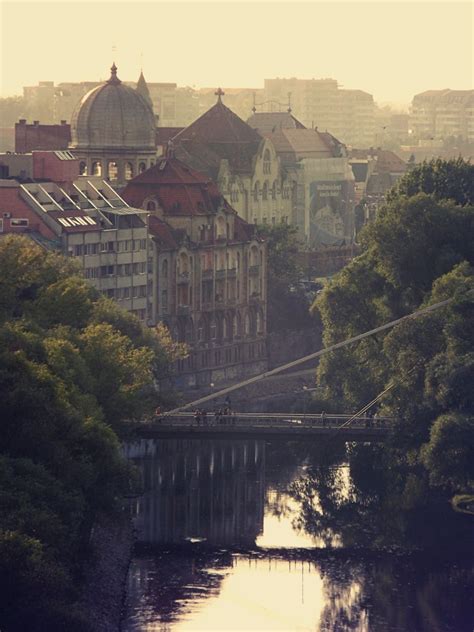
0 236 184 631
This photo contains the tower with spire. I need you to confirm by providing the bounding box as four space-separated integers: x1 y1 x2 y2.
136 70 154 113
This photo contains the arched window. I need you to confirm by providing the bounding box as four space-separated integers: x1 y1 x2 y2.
139 162 147 174
197 319 204 342
125 162 134 180
262 182 268 201
79 161 87 176
107 161 118 180
223 316 228 340
162 259 168 278
256 310 263 333
91 161 102 176
232 314 238 338
146 200 157 211
179 252 189 274
272 181 277 200
216 216 226 238
253 181 260 203
237 252 241 270
210 318 217 340
263 149 271 174
236 312 242 337
244 313 250 336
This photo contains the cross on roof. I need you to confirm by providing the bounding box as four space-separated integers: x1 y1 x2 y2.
215 87 225 102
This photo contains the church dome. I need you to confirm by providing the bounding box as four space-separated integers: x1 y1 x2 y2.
70 63 156 151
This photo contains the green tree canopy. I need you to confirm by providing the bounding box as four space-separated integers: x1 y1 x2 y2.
313 158 474 497
0 235 182 630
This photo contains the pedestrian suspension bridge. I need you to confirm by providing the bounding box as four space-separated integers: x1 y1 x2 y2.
134 296 455 441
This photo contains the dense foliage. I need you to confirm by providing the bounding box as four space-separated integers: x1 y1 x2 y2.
257 223 315 332
0 236 184 631
314 158 474 498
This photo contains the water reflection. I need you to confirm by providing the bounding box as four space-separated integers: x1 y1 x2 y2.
122 438 474 631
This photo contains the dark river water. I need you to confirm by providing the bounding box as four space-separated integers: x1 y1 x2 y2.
121 438 474 632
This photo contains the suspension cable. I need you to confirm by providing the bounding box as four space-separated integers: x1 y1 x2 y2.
165 297 453 415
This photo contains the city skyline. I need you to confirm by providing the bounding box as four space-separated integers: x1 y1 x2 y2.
0 1 472 105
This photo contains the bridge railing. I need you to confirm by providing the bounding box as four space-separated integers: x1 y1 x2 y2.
141 412 395 430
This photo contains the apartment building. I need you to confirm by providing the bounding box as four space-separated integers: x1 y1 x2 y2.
0 151 150 322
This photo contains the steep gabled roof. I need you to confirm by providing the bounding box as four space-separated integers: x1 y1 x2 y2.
174 97 262 145
172 96 262 177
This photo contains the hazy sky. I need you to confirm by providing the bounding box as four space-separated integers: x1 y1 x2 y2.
0 0 472 104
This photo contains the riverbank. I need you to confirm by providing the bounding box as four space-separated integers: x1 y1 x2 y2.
79 511 135 632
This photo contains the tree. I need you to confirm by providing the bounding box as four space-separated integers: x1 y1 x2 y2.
257 223 315 332
0 235 180 629
312 159 474 498
386 157 474 207
421 414 474 491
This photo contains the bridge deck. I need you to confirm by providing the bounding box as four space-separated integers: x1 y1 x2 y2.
131 413 393 441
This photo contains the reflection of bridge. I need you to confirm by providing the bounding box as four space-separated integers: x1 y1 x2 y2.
133 412 394 441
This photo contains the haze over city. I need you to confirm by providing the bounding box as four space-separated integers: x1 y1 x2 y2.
0 2 474 631
0 0 472 104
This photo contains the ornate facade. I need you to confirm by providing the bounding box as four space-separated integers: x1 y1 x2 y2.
172 91 294 227
122 156 267 387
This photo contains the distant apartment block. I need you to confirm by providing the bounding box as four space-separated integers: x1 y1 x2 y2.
410 90 474 141
264 78 375 147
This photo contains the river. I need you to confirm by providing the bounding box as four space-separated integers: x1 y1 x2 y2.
121 438 474 631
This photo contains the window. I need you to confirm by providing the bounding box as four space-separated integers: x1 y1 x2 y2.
85 243 99 255
106 289 115 298
162 259 168 278
100 265 114 277
272 181 277 200
262 182 268 201
161 290 168 311
125 162 134 180
100 241 115 252
91 161 102 176
74 244 84 256
132 262 146 275
138 285 147 298
122 287 130 299
10 218 29 227
107 161 118 180
146 200 157 211
263 149 271 174
210 319 216 340
79 162 87 176
139 162 147 174
253 181 259 202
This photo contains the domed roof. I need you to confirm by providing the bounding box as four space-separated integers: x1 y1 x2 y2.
70 63 156 151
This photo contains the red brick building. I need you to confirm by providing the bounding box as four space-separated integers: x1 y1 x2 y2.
15 119 71 153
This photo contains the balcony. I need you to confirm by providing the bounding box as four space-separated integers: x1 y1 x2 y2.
177 271 190 284
215 269 226 279
249 264 260 276
177 304 191 316
202 269 213 280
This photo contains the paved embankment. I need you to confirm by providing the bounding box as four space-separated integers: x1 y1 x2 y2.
79 512 134 631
